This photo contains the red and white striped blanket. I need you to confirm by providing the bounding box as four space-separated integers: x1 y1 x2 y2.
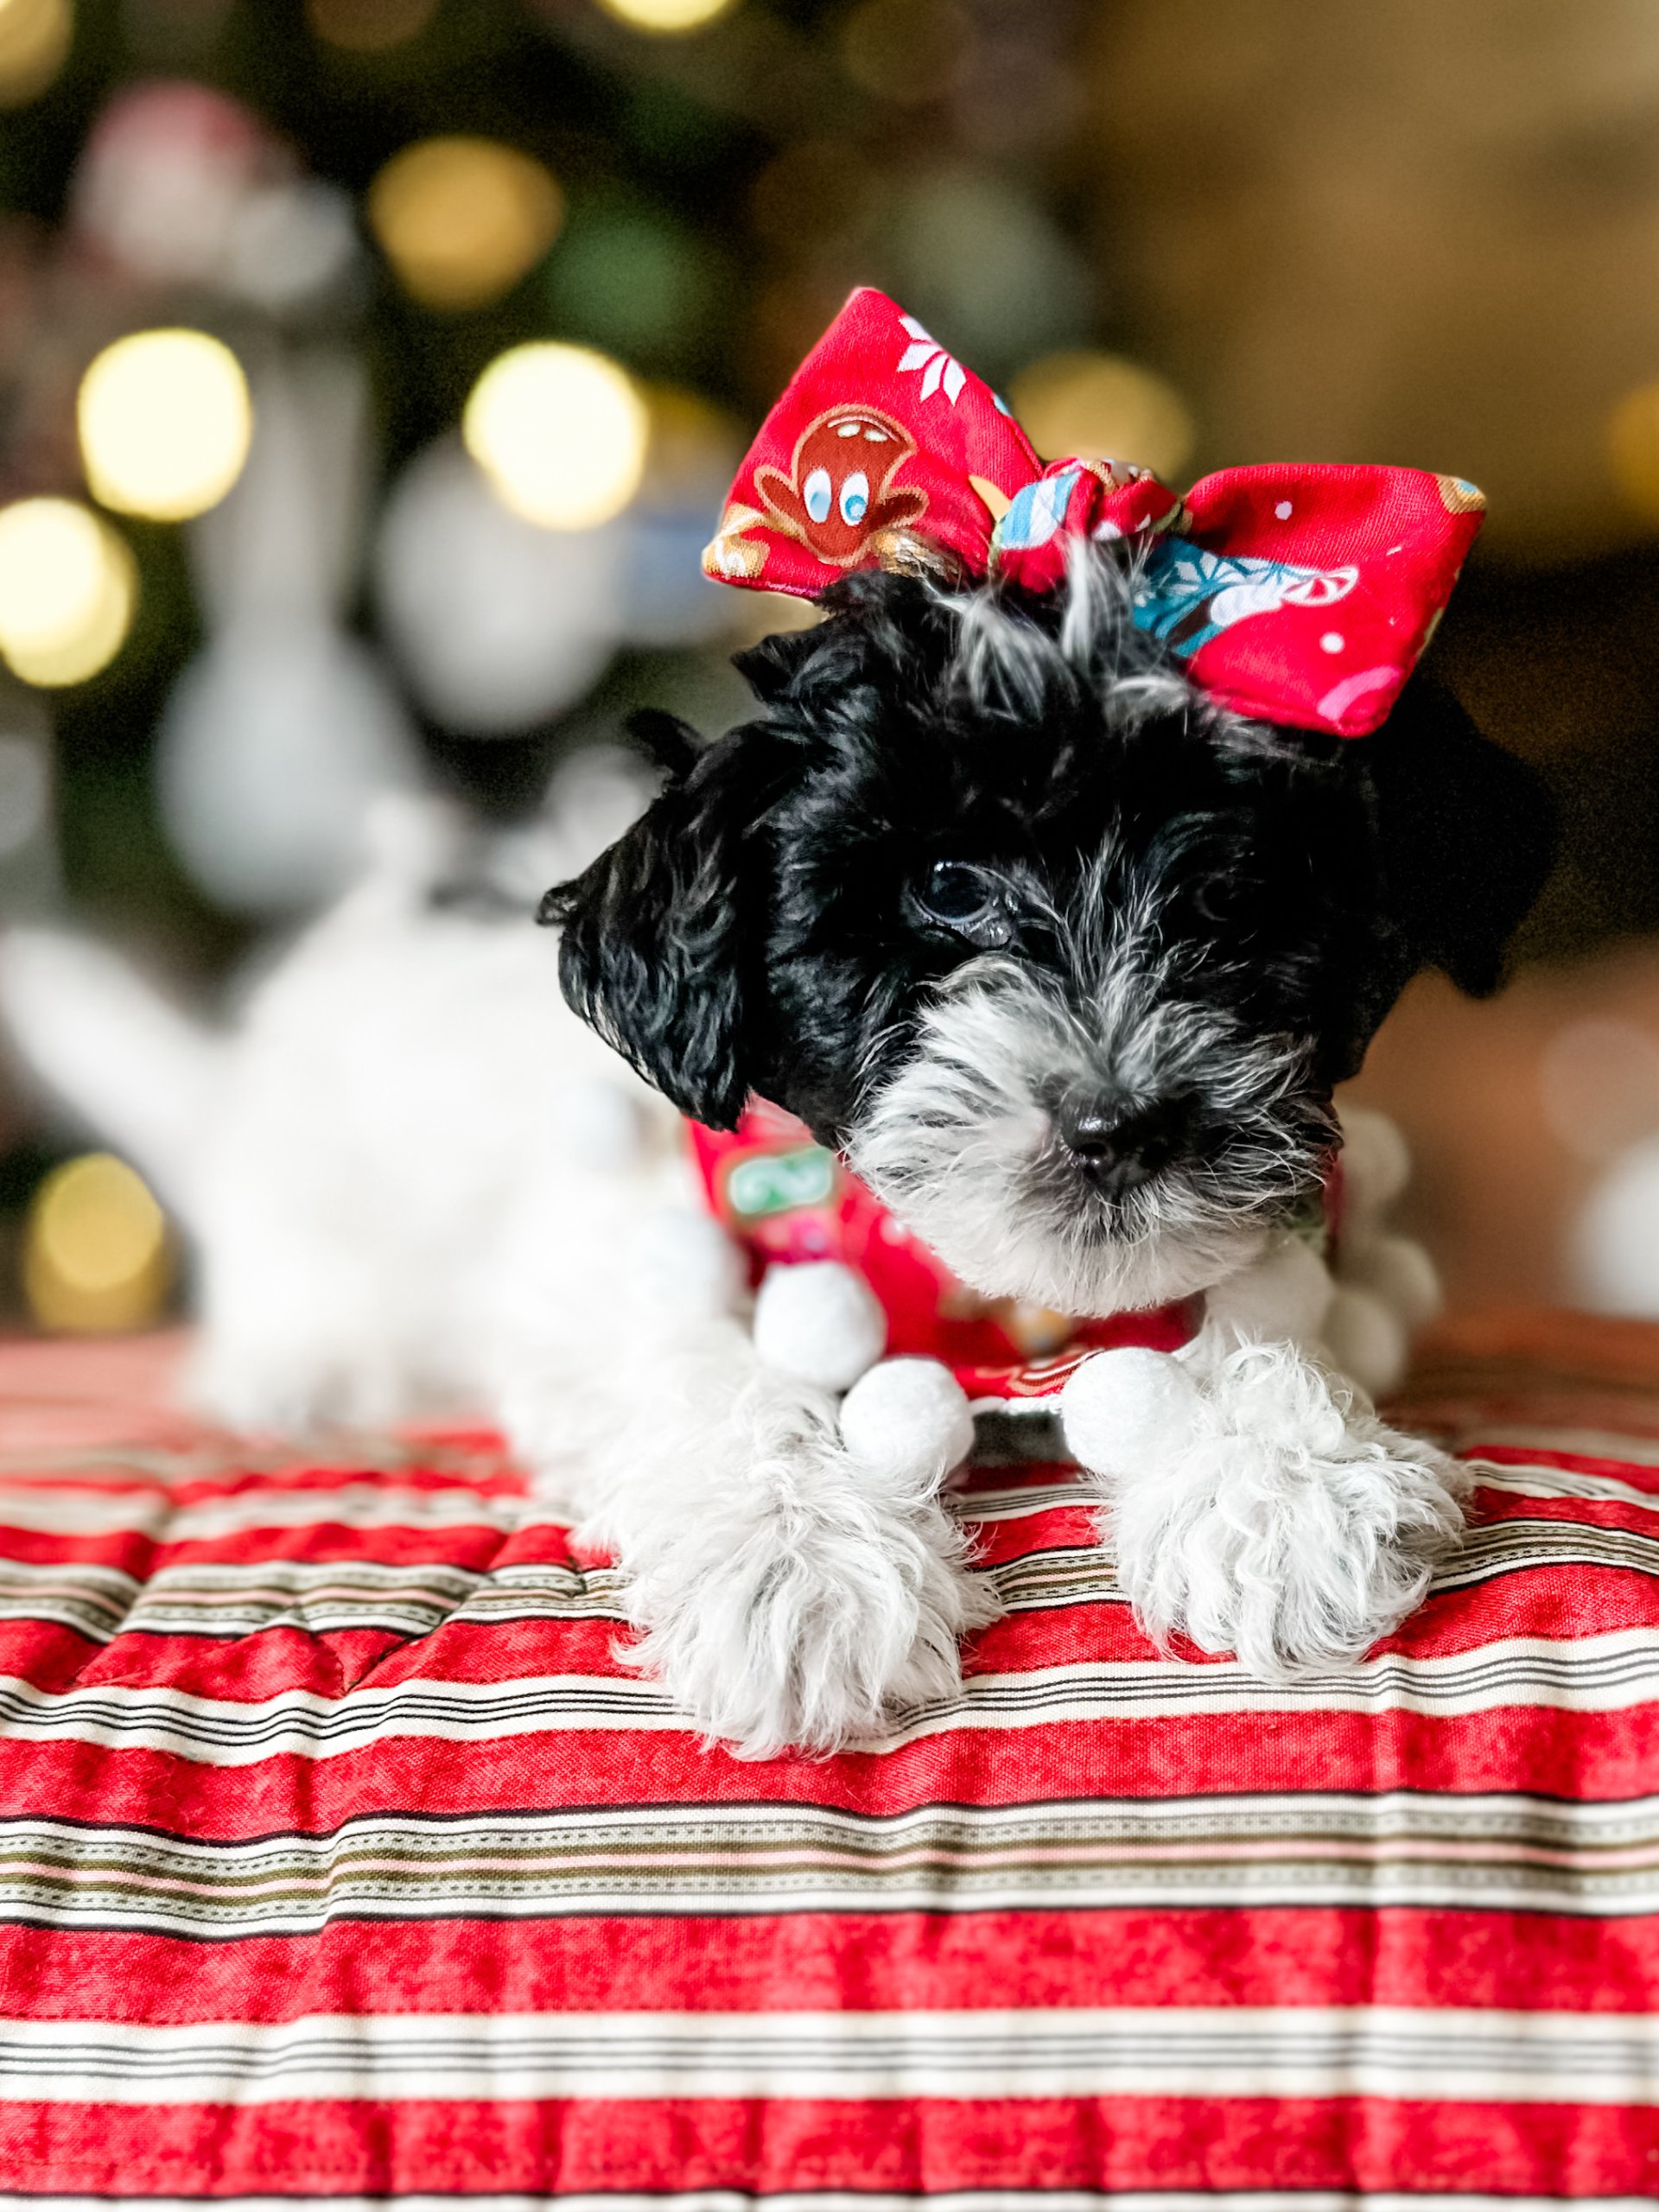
0 1318 1656 2204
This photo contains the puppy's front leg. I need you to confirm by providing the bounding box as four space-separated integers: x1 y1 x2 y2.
576 1305 995 1757
1061 1237 1471 1675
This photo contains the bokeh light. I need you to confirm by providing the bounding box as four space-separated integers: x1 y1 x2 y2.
0 499 137 688
1009 350 1196 480
545 201 721 368
306 0 437 50
23 1153 171 1335
0 0 72 108
840 0 972 104
594 0 738 31
885 168 1090 376
1608 379 1659 524
1539 1016 1659 1163
78 329 253 521
463 342 649 531
367 137 562 312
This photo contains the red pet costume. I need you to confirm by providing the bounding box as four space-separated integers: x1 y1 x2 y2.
691 288 1481 1406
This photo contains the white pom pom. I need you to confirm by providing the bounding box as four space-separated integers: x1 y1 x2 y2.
1060 1344 1203 1478
1343 1230 1441 1331
1338 1108 1411 1223
1205 1234 1333 1346
752 1261 887 1390
1321 1283 1409 1397
627 1207 746 1320
839 1357 976 1481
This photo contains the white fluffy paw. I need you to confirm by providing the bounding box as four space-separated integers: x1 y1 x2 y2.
188 1333 402 1435
617 1396 998 1757
1100 1342 1471 1676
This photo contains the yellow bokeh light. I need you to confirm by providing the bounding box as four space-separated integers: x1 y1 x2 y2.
463 342 649 531
1009 352 1197 482
0 0 72 109
0 499 137 688
1609 380 1659 524
595 0 738 31
306 0 437 50
23 1153 171 1335
368 137 563 313
78 329 253 523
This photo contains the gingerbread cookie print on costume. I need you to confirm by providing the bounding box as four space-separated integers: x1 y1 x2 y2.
753 406 927 566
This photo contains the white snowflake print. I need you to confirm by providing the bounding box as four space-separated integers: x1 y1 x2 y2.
896 314 966 404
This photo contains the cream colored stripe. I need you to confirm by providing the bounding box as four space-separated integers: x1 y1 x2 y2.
1 2007 1656 2106
0 1628 1655 1764
0 1483 519 1539
7 1789 1659 1934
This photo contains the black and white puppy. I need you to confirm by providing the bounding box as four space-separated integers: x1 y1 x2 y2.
540 548 1554 1754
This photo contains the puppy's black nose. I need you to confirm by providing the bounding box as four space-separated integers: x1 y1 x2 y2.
1057 1093 1187 1195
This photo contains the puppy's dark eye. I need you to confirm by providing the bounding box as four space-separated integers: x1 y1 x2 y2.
917 861 1013 948
1192 878 1237 925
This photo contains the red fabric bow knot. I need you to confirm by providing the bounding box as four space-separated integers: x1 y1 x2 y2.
702 287 1485 738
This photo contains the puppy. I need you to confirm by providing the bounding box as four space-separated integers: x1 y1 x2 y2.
531 548 1554 1753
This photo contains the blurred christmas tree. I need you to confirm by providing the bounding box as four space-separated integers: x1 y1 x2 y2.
0 0 1193 1316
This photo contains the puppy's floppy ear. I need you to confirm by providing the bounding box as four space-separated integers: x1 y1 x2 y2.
731 623 823 705
1366 673 1557 995
539 727 768 1129
625 707 702 782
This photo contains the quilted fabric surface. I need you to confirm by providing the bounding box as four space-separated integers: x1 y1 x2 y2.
0 1318 1656 2203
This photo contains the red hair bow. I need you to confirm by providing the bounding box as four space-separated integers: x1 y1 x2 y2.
702 287 1485 739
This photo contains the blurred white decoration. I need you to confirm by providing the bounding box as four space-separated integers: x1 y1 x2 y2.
0 731 48 855
1564 1017 1659 1315
79 331 253 522
221 180 359 313
0 698 60 915
0 498 137 687
1574 1139 1659 1315
161 626 417 912
190 349 367 625
71 79 359 311
72 81 270 288
463 343 648 531
375 437 626 734
1539 1016 1659 1164
159 352 421 914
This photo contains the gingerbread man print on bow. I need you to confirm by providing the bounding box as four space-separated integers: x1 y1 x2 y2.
753 405 928 567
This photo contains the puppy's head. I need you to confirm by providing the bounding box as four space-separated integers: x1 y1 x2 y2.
545 554 1554 1314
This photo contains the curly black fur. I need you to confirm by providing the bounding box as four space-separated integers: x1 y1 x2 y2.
543 556 1554 1160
